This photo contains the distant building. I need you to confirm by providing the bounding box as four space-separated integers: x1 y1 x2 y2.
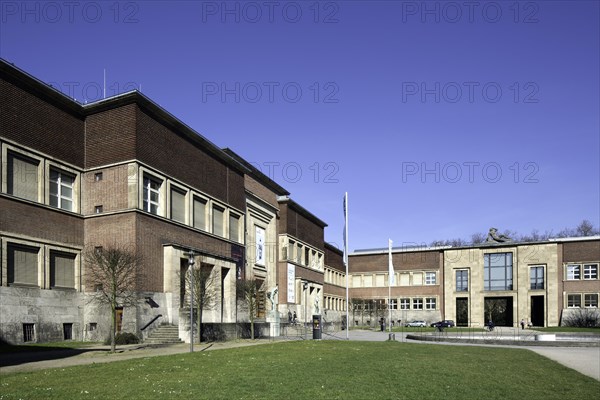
348 237 599 328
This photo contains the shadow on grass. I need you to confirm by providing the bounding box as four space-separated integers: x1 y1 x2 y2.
0 338 109 368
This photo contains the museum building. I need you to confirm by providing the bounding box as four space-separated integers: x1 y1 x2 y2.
0 59 597 344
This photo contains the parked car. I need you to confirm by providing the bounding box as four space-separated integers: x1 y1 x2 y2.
405 320 427 327
430 320 455 328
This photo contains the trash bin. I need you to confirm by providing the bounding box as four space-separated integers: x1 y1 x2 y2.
312 315 322 339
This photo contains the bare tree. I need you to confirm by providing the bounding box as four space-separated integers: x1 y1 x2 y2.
182 264 216 343
576 219 598 236
471 232 487 244
85 246 142 353
237 278 261 339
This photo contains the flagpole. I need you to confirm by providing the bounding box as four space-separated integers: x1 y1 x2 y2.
388 239 394 333
344 192 349 340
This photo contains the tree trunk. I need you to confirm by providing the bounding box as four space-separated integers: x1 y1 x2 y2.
111 302 116 353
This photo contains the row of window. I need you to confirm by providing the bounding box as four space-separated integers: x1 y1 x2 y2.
140 171 242 243
21 322 74 343
352 271 437 288
455 264 546 292
353 298 438 311
323 296 347 311
566 263 598 280
3 146 79 212
280 236 324 270
324 267 345 286
566 293 599 308
2 241 78 289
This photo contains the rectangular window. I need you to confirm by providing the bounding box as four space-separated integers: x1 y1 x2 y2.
296 243 302 264
484 253 513 291
50 252 76 289
566 264 581 280
229 213 240 242
389 299 397 310
212 205 224 236
193 197 207 230
287 240 295 261
8 152 39 201
7 244 39 286
50 169 75 211
583 264 598 280
425 272 436 285
170 188 186 223
143 175 161 214
304 247 310 267
567 294 581 308
584 294 598 308
425 298 437 310
456 270 468 291
412 298 423 310
23 323 35 342
400 298 410 310
530 266 544 290
94 172 103 182
63 323 73 340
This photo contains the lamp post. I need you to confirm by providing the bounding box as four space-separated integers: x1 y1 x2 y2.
188 250 195 353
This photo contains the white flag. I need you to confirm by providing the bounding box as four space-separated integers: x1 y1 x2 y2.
388 239 395 285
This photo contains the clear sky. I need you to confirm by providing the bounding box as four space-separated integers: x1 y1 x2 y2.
1 1 598 251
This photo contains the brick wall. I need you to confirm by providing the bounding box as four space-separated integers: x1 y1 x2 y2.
325 244 344 272
0 79 84 167
1 196 83 246
135 108 245 211
349 250 441 273
562 240 600 262
280 204 324 250
82 165 130 215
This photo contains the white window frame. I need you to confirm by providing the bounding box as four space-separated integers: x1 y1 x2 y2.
567 294 581 308
425 271 436 285
49 168 75 211
566 264 581 280
399 298 410 310
425 297 437 310
412 298 423 310
142 173 162 215
583 264 598 280
584 293 599 308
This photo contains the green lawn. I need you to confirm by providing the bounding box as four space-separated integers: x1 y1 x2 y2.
1 341 598 399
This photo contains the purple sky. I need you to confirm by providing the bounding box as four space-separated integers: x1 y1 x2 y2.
1 1 598 250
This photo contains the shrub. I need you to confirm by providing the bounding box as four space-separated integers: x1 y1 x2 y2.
104 332 140 345
563 308 600 327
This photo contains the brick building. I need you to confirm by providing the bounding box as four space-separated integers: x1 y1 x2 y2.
348 237 599 328
1 60 597 344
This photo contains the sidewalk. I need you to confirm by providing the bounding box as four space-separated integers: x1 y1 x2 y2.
1 331 598 381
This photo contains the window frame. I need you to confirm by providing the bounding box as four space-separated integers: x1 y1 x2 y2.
169 184 187 224
583 264 598 280
193 195 208 231
142 173 162 215
425 271 436 285
425 297 437 310
484 252 513 291
6 149 41 202
399 298 410 310
530 265 545 290
49 168 75 211
566 264 581 280
7 243 40 287
412 298 423 310
567 294 581 308
229 211 241 242
212 204 225 237
456 269 469 292
584 293 599 308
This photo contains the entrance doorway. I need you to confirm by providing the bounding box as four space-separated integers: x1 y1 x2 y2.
531 296 545 327
456 298 469 326
116 307 124 332
484 297 513 326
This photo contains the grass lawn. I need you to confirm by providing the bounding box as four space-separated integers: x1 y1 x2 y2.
1 341 598 400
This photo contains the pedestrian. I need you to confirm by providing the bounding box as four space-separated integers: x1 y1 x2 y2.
288 311 292 323
293 311 297 324
380 318 385 332
520 319 525 329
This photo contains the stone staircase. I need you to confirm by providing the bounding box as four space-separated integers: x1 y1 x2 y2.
145 324 183 345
